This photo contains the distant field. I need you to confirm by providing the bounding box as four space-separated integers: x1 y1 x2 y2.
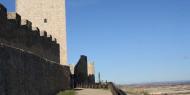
144 85 190 95
119 81 190 95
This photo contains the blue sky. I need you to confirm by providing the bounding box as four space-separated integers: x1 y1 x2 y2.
1 0 190 84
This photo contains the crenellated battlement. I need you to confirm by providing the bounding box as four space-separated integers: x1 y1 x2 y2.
16 0 68 65
0 4 72 95
0 4 60 63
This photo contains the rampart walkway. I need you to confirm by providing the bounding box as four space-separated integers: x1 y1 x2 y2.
75 88 112 95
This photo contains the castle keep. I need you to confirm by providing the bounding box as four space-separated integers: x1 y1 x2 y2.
0 0 129 94
0 1 96 94
16 0 67 65
0 4 70 95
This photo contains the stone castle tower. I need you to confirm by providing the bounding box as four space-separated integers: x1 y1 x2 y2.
16 0 67 65
88 62 95 76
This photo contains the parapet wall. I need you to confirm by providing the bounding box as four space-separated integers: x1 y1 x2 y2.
108 82 127 95
0 4 59 63
0 4 71 95
0 44 70 95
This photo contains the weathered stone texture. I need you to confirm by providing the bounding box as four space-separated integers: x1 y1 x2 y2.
0 44 70 95
16 0 67 65
0 4 71 95
74 55 88 84
88 63 95 75
0 4 7 31
69 64 75 75
0 5 60 63
88 63 95 83
0 4 8 33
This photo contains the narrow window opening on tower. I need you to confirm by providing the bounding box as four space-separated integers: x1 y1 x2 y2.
44 19 47 23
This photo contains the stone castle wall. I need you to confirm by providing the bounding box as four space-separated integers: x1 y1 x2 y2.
0 4 71 95
16 0 67 65
88 63 95 83
88 63 95 75
74 55 88 84
0 44 70 95
0 4 60 63
72 55 96 87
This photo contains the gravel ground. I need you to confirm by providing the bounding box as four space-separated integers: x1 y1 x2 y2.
75 88 112 95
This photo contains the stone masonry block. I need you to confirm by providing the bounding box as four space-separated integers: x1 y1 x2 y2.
21 19 32 30
40 30 47 37
0 4 6 13
0 44 71 95
0 3 7 23
16 0 68 65
47 34 52 41
53 38 57 43
7 12 21 20
0 4 60 64
32 27 40 35
7 12 21 28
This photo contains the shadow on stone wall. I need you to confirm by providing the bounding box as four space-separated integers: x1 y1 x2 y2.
74 55 88 86
0 44 70 95
0 4 60 63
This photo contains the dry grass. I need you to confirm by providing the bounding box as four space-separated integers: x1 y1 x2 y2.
56 90 75 95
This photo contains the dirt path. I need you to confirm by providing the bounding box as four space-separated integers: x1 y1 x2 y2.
75 88 112 95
